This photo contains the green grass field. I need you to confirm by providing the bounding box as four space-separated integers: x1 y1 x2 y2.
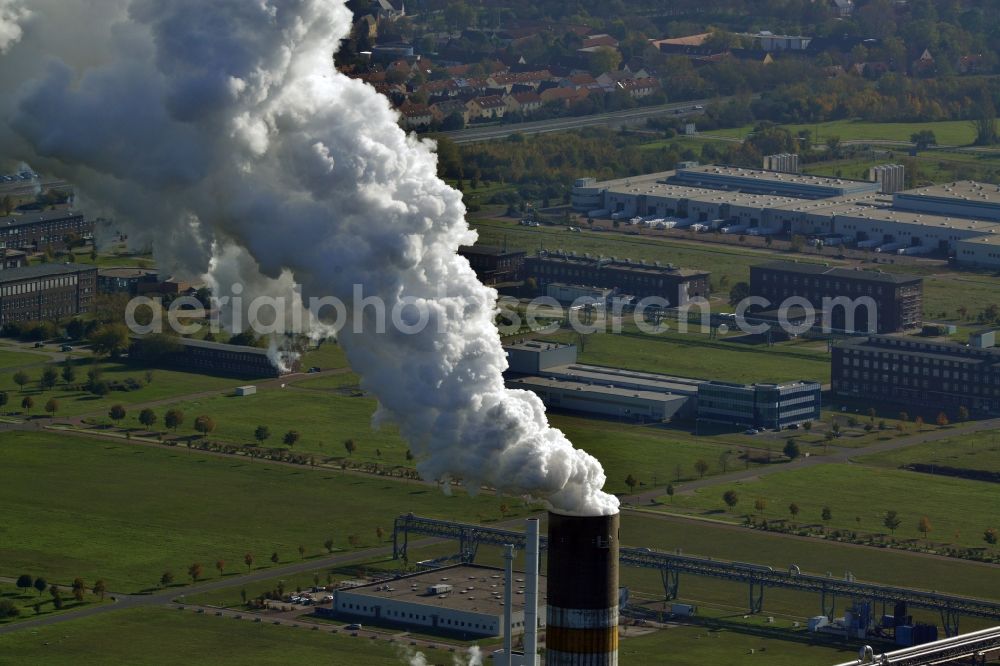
0 358 241 418
0 608 406 665
658 464 1000 549
859 431 1000 474
0 431 534 592
546 325 831 384
705 119 980 146
0 582 107 626
0 348 49 371
103 367 757 493
0 605 861 666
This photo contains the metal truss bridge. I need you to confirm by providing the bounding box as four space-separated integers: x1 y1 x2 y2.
392 514 1000 637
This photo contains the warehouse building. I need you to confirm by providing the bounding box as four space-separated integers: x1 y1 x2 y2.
955 234 1000 269
697 380 822 429
893 181 1000 221
504 340 578 374
570 167 1000 268
670 165 880 199
129 336 297 378
503 341 819 427
0 263 97 325
328 565 545 639
749 261 923 333
832 335 1000 415
525 251 709 306
509 375 692 421
0 210 94 251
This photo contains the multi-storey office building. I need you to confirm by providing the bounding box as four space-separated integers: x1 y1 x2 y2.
832 335 1000 415
0 210 93 251
749 261 923 333
697 380 822 430
525 251 710 306
0 263 97 325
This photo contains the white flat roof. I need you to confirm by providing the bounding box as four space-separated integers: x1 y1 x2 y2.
340 565 545 616
898 181 1000 205
510 375 690 403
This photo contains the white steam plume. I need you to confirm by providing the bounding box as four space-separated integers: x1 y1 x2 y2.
0 0 619 516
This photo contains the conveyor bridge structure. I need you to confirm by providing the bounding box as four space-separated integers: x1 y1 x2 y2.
392 514 1000 636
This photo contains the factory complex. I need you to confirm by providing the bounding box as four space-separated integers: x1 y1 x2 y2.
572 165 1000 268
504 340 821 428
326 564 546 639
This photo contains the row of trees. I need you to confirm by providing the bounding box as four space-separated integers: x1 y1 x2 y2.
8 574 107 617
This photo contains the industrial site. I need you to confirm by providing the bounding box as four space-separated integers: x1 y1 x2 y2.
1 1 999 665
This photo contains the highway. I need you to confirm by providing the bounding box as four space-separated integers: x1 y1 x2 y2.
438 99 724 145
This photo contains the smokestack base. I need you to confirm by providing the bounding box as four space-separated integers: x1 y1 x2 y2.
545 511 620 666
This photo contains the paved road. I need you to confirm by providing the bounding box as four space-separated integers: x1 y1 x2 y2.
0 538 440 636
627 416 1000 503
439 97 739 144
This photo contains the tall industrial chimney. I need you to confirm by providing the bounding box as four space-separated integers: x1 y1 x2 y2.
545 511 620 666
524 517 540 665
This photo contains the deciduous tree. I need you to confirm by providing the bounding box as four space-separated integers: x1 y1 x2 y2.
884 510 902 535
723 490 739 511
694 459 709 478
165 409 184 432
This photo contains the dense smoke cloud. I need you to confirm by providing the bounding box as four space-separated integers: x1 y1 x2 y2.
0 0 618 516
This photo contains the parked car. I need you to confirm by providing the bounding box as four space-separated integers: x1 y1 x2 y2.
60 345 73 352
307 366 321 373
743 428 759 435
33 342 44 348
346 623 363 631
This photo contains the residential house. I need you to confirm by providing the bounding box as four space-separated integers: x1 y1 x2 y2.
580 34 619 50
829 0 854 17
466 95 507 121
618 77 660 99
399 103 433 129
430 99 470 125
912 48 935 75
503 91 543 116
539 87 589 107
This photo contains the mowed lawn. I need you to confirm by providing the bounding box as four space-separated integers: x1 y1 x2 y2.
0 608 405 665
142 380 763 493
859 431 1000 474
0 348 50 371
0 605 857 666
0 359 241 418
659 464 1000 549
0 431 533 592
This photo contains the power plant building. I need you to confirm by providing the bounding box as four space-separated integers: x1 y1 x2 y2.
0 263 97 325
832 335 1000 415
328 565 546 639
